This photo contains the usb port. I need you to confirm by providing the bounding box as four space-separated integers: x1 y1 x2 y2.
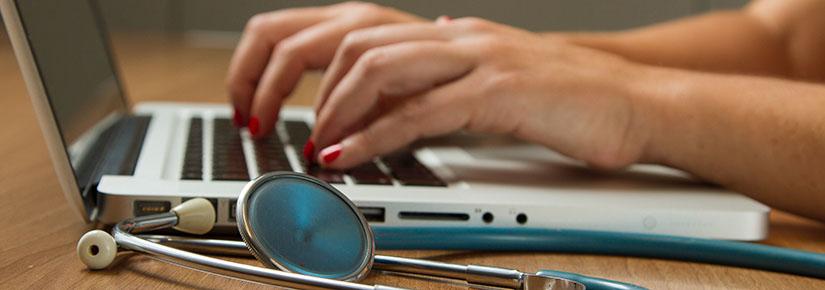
229 199 237 222
133 200 171 217
358 207 385 223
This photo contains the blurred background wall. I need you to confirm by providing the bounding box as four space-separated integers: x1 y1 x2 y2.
95 0 748 34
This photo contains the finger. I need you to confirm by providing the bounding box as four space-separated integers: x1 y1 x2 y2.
248 18 368 138
317 80 473 169
314 22 456 114
226 8 330 125
312 41 475 150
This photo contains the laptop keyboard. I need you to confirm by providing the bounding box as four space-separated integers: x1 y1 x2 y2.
182 117 446 187
212 119 250 181
181 118 203 180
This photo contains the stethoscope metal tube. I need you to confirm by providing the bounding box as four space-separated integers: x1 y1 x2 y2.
113 211 400 290
140 235 611 290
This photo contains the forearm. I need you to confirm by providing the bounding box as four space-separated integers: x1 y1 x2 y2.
633 65 825 221
549 9 790 77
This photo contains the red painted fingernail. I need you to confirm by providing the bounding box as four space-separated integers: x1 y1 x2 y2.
232 109 244 127
436 15 452 24
248 116 260 136
319 144 342 164
303 140 315 163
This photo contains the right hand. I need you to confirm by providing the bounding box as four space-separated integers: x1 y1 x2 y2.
226 1 425 138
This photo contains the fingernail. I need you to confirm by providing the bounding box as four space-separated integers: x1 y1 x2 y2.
303 140 315 163
436 15 452 24
249 116 260 137
232 109 244 127
319 144 342 165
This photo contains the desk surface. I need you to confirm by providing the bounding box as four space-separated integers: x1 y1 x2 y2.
1 34 824 289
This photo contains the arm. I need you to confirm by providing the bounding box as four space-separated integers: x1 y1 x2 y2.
554 0 825 82
634 66 825 222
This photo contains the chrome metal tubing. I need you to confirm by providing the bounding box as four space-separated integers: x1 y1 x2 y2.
141 234 252 256
138 235 584 290
125 212 178 234
116 220 401 290
373 255 523 288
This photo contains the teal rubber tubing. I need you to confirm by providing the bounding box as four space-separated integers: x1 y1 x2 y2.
372 227 825 279
537 270 646 290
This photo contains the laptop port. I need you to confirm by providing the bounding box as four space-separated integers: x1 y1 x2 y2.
358 207 385 223
398 211 470 221
229 199 237 222
482 212 494 224
133 200 170 217
516 213 528 225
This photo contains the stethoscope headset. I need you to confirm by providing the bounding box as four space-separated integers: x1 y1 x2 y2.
77 172 825 289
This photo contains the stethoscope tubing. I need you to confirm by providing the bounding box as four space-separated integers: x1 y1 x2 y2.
113 218 398 290
372 227 825 279
140 234 642 290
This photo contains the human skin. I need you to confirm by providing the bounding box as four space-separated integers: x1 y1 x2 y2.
226 0 825 222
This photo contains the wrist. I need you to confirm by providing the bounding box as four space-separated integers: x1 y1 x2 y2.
623 64 693 167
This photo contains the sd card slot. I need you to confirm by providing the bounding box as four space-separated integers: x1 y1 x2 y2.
398 211 469 221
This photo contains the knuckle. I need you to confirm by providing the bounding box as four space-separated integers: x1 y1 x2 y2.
485 71 522 95
274 38 304 59
245 14 272 35
357 49 390 77
339 31 370 59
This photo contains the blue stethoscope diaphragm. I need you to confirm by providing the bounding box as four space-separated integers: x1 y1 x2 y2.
236 172 374 281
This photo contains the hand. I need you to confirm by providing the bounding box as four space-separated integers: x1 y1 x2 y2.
311 17 654 170
226 1 424 137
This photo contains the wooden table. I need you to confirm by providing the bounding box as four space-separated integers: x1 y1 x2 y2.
1 33 824 289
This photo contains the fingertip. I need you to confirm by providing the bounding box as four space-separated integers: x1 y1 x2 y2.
318 143 342 166
248 116 260 137
233 108 246 127
303 140 316 164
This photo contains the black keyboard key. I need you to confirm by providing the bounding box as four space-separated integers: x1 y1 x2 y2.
212 118 250 181
349 162 392 185
253 133 293 174
307 165 345 184
284 120 311 147
382 151 446 187
181 118 203 180
181 171 203 180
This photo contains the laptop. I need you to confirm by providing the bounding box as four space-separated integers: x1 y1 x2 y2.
2 0 770 240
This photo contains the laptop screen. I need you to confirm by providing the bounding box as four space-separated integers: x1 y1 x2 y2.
15 0 128 191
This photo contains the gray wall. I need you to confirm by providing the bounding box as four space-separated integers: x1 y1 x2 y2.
99 0 749 33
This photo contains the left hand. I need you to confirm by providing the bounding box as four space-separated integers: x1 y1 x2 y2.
311 17 653 170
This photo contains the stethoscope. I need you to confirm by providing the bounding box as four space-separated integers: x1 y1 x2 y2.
76 172 825 289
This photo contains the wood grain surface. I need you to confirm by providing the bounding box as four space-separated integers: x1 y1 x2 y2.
1 33 824 290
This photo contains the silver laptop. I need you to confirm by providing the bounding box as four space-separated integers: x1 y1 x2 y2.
2 0 770 240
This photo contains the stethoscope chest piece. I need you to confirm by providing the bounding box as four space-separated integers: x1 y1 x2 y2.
236 172 374 282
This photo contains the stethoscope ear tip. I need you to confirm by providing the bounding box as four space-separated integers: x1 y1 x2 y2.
171 198 216 235
77 230 117 270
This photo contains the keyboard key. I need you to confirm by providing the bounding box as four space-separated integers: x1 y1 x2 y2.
212 118 250 181
253 133 292 174
349 162 393 185
284 121 311 147
181 118 203 180
382 151 446 187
